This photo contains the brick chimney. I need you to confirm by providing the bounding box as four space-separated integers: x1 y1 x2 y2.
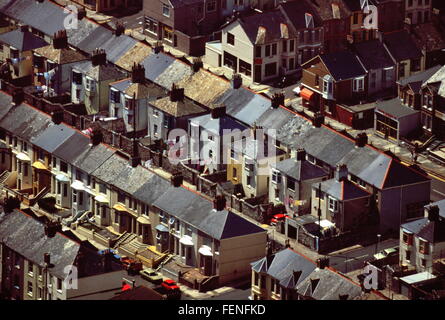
295 148 306 161
316 257 330 269
11 88 24 105
192 57 203 72
114 21 125 37
53 30 68 50
312 112 324 128
51 110 64 125
131 63 145 84
355 132 368 147
271 92 285 109
231 74 242 89
170 171 183 187
211 105 226 119
170 83 184 102
91 49 106 66
90 127 103 146
44 220 62 238
334 163 348 182
427 205 440 222
77 7 86 20
213 195 226 211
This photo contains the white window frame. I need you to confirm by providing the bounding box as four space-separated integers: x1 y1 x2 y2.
328 196 338 212
353 77 364 92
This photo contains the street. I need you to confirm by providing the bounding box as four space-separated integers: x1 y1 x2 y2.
431 177 445 202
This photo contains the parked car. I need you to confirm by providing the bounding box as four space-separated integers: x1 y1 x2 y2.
121 257 143 275
161 279 180 292
270 213 289 225
373 247 399 261
140 268 163 284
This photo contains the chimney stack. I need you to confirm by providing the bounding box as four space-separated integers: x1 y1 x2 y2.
44 220 61 238
312 112 324 128
51 110 64 125
271 92 285 109
335 163 348 182
131 63 145 84
44 253 51 266
316 257 330 269
114 21 125 37
170 83 184 102
77 7 86 20
355 132 368 147
153 41 163 54
427 205 440 222
295 148 306 161
231 74 242 89
90 127 103 146
53 30 68 50
91 49 106 66
20 25 28 32
192 57 203 72
213 195 226 211
11 88 24 105
170 172 183 187
211 105 226 119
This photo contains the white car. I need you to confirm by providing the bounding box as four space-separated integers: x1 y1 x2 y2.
293 86 301 96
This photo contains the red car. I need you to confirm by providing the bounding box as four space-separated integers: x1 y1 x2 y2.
161 279 180 291
270 213 289 225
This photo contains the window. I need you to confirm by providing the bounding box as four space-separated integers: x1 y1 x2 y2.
60 161 68 173
271 170 281 184
289 39 295 52
287 179 295 191
162 3 170 17
282 40 287 52
24 164 28 177
253 272 259 286
403 231 413 245
145 17 158 35
239 59 251 76
79 191 84 206
353 12 359 25
206 0 216 12
223 51 237 71
421 259 426 267
22 142 28 152
63 184 68 197
118 191 126 204
75 170 83 182
419 239 429 254
265 63 276 77
27 282 33 296
163 26 173 42
260 275 266 289
28 262 33 276
72 71 82 85
99 182 106 194
163 116 169 128
255 46 262 58
227 33 235 46
265 45 271 57
232 167 237 178
10 47 19 59
246 175 252 186
114 212 119 223
406 250 411 261
154 124 158 135
110 89 120 103
328 196 338 212
271 43 277 56
57 278 62 291
353 77 364 92
85 77 95 92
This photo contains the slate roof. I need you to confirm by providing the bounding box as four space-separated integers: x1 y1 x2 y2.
91 153 130 185
71 143 116 175
309 0 351 20
383 30 422 62
237 10 291 44
425 199 445 218
73 61 127 82
280 0 323 30
401 217 429 234
411 22 445 53
398 65 442 87
251 248 316 288
425 65 445 97
376 98 419 119
296 268 363 300
32 123 76 153
110 79 165 100
52 131 91 164
317 178 370 201
150 97 205 118
0 91 13 119
273 158 328 181
132 172 171 205
320 51 367 81
0 103 52 142
34 45 88 64
153 186 265 240
0 28 48 51
353 40 394 70
190 114 247 136
0 210 80 279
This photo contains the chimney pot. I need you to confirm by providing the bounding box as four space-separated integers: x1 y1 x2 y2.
296 148 306 161
355 132 368 147
192 57 203 72
91 49 107 66
213 195 226 211
131 63 145 84
53 30 68 50
271 92 285 109
427 205 440 222
231 74 242 89
313 112 324 128
170 84 184 102
211 105 226 119
114 21 125 36
171 172 183 187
